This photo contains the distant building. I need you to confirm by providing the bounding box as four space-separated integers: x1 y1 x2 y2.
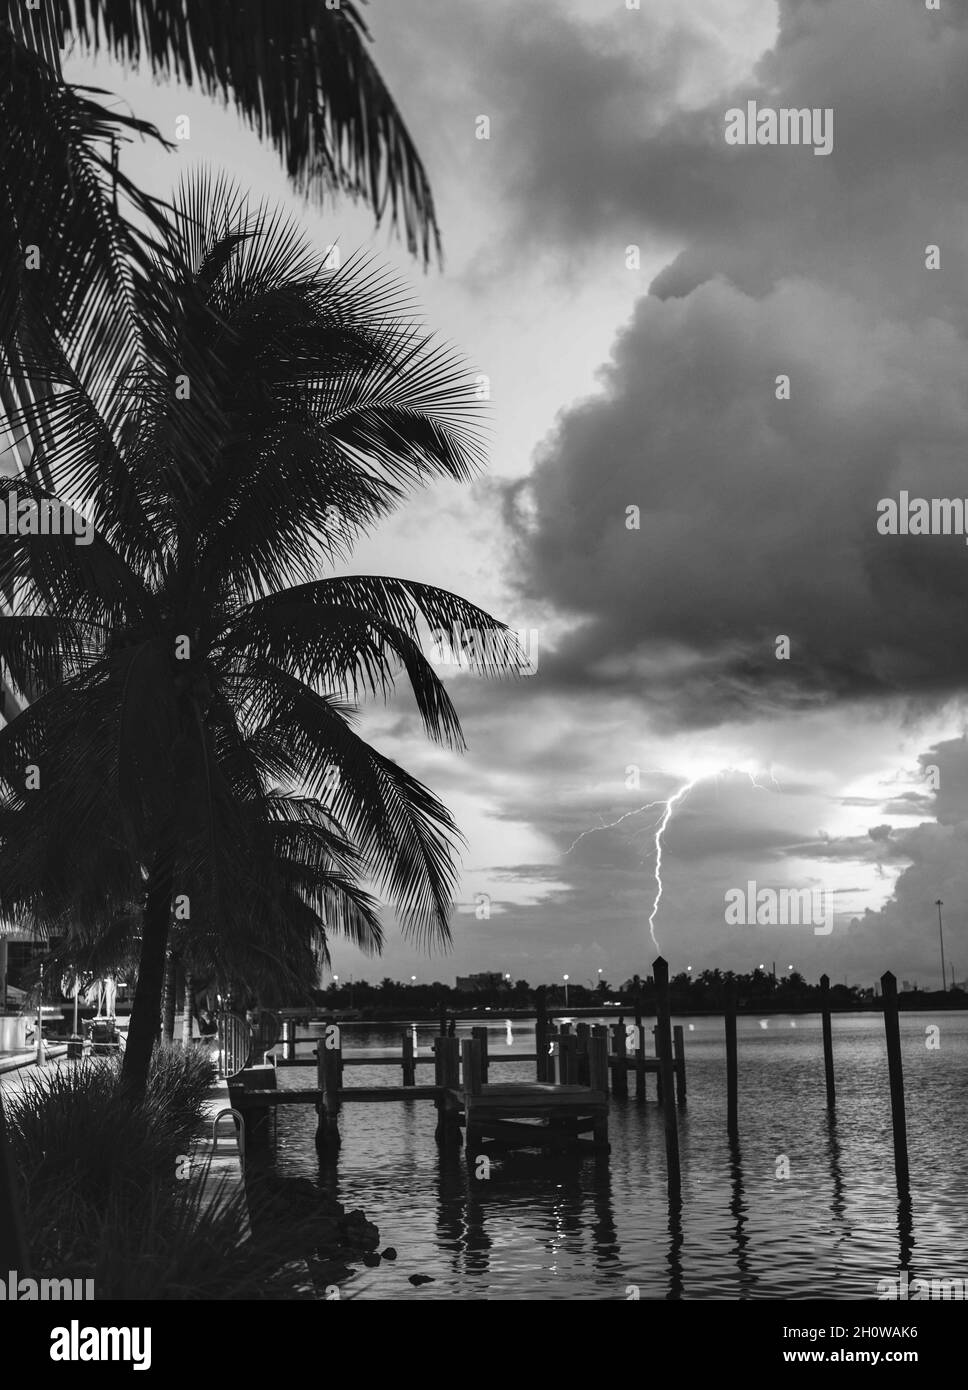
455 972 506 993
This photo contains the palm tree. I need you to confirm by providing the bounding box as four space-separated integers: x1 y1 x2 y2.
0 175 520 1096
2 0 441 664
10 0 440 263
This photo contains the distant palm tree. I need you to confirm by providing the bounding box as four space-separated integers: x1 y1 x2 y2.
0 176 518 1095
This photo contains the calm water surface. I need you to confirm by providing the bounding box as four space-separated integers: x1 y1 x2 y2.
256 1012 968 1300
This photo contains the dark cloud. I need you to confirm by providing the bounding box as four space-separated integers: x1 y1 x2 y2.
492 0 968 731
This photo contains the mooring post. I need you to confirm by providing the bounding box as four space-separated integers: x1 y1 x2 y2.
610 1022 628 1097
588 1034 610 1152
673 1024 686 1107
820 974 835 1112
559 1033 578 1084
725 978 738 1139
881 972 910 1193
402 1030 416 1087
576 1021 591 1085
438 1005 447 1037
653 1025 662 1104
535 987 548 1082
653 957 681 1198
634 992 645 1098
471 1026 489 1083
315 1023 342 1154
591 1024 610 1095
434 1035 461 1147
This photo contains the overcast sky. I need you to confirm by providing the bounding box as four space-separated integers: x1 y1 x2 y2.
64 0 968 988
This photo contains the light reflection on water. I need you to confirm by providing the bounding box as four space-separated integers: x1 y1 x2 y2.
255 1011 968 1300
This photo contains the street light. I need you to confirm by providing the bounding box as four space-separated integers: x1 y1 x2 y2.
935 900 948 993
563 974 569 1007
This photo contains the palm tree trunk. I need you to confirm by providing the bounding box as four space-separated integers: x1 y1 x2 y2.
181 969 194 1047
161 950 176 1044
121 847 174 1097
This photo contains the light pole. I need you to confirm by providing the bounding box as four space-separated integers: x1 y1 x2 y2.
563 974 569 1007
935 900 948 993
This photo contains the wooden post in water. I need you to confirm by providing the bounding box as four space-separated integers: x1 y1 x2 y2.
633 991 645 1099
820 974 835 1112
725 978 738 1139
588 1034 610 1152
653 957 681 1198
558 1033 578 1084
535 987 548 1082
462 1039 483 1094
610 1021 628 1097
673 1024 686 1107
402 1030 416 1086
653 1025 662 1104
576 1022 590 1085
881 972 909 1193
462 1039 483 1158
315 1023 342 1154
591 1024 610 1095
434 1036 461 1148
471 1026 489 1083
438 1005 447 1037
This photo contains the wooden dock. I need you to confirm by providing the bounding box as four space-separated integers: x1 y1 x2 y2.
231 958 694 1180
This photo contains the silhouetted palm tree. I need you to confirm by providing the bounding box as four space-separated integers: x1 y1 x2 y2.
2 0 440 545
0 176 517 1095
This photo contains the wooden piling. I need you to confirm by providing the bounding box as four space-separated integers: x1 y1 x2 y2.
591 1024 610 1095
610 1021 628 1097
576 1022 591 1085
653 1025 662 1104
673 1024 686 1107
653 957 681 1198
402 1031 416 1086
820 974 835 1112
725 978 738 1139
434 1035 461 1147
631 992 642 1098
462 1039 483 1158
315 1024 341 1154
471 1026 489 1083
589 1035 610 1152
558 1033 578 1084
462 1039 483 1095
535 987 548 1082
881 972 909 1193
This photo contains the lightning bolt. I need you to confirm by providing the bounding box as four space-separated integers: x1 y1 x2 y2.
564 765 782 955
646 779 698 953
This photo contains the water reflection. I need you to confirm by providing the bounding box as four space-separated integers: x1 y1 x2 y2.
728 1136 756 1299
